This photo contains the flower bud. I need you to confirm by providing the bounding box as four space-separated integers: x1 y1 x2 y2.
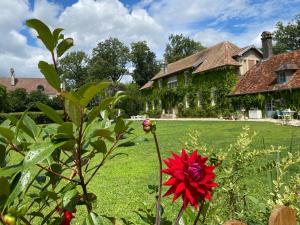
3 215 16 225
142 119 152 133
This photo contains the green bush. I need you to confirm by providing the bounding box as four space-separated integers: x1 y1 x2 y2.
0 111 64 124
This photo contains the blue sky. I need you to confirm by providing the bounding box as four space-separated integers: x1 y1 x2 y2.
0 0 299 77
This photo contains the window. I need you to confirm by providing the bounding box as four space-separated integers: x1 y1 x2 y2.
197 93 202 108
37 85 44 91
167 76 178 89
266 100 275 111
184 71 189 86
158 79 162 89
277 72 286 83
211 87 217 106
236 103 241 111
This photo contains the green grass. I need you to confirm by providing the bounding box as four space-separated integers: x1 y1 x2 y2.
73 121 300 224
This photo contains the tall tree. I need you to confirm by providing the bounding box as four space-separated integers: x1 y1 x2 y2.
164 34 205 63
89 37 130 82
273 14 300 54
131 41 160 86
58 51 89 89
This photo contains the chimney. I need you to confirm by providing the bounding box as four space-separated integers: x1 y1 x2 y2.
163 60 168 74
10 68 15 86
261 31 273 59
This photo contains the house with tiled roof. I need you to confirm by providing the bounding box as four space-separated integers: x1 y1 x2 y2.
0 68 58 98
141 38 263 118
231 32 300 118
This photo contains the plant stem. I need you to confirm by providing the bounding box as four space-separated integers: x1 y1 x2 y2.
10 144 79 184
174 205 185 225
152 132 163 225
85 136 120 186
193 201 204 225
76 108 92 212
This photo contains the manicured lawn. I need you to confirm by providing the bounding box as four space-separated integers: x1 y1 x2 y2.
75 121 300 224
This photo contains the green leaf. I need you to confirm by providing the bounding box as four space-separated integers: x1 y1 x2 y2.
23 142 65 169
0 177 10 197
23 115 39 139
37 103 64 124
114 118 126 134
80 82 110 107
26 19 55 51
85 212 105 225
57 122 74 135
90 140 107 154
38 61 61 91
53 28 64 44
0 127 14 142
0 164 22 177
92 129 114 141
63 189 78 211
64 98 81 126
5 171 31 209
57 38 74 57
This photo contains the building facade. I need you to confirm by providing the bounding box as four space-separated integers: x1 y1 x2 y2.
141 40 263 118
0 68 58 98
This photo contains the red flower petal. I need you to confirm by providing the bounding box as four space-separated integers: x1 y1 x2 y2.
162 150 217 209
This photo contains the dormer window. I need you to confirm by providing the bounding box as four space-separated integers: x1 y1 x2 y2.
275 63 298 84
277 72 286 84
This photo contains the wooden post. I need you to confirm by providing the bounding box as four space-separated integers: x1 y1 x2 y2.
269 205 297 225
223 220 247 225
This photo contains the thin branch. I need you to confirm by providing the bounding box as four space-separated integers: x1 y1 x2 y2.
10 144 79 184
85 136 120 186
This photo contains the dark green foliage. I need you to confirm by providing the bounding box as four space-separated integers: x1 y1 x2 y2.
89 37 130 82
117 83 144 117
58 51 89 89
273 14 300 54
0 85 7 112
6 88 28 112
164 34 205 63
131 41 160 87
27 90 50 111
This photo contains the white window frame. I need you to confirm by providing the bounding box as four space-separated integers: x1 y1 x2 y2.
266 100 275 112
158 79 162 89
278 72 286 84
184 71 189 86
167 76 178 89
211 87 217 106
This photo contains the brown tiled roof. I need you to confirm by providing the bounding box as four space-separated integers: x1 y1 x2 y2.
0 77 58 95
150 42 241 82
231 50 300 95
232 45 263 57
140 81 154 90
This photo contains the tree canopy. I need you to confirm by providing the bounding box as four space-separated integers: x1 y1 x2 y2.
89 37 130 82
273 14 300 54
131 41 160 87
58 51 89 89
164 34 205 63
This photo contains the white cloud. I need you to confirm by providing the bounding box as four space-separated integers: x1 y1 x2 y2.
0 0 299 78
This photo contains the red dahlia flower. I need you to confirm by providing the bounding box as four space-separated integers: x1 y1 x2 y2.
162 149 217 209
61 210 75 225
142 119 153 133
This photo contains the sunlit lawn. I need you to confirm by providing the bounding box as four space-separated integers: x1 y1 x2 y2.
72 121 300 224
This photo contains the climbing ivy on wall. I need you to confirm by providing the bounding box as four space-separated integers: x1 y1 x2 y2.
232 89 300 112
142 67 238 117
